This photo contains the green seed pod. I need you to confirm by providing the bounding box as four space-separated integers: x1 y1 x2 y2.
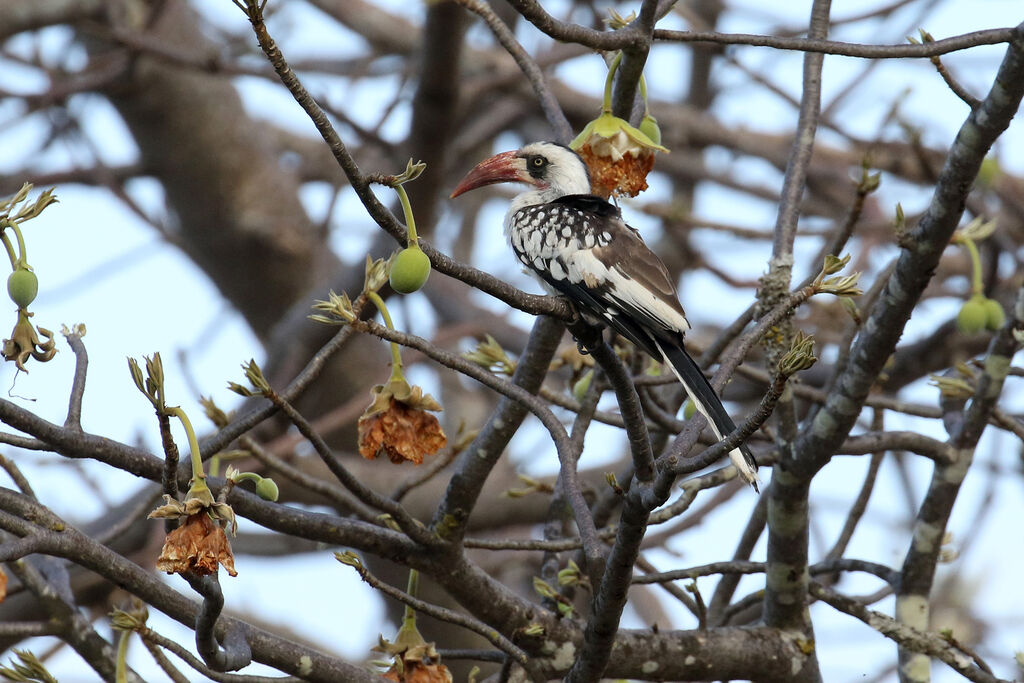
956 296 987 334
682 399 696 420
255 476 280 502
982 297 1005 331
572 370 594 402
389 246 431 294
7 268 38 308
976 157 1001 188
639 114 662 147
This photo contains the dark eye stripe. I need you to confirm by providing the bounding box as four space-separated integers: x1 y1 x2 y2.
527 155 548 179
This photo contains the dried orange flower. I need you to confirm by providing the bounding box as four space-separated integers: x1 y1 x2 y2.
571 112 667 199
154 512 237 577
2 309 56 372
382 651 452 683
375 628 452 683
0 566 6 603
358 377 446 464
149 493 238 577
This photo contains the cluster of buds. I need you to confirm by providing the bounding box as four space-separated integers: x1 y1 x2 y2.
812 254 863 298
533 576 574 619
109 599 149 683
778 331 818 377
0 184 58 372
463 334 516 376
0 650 56 682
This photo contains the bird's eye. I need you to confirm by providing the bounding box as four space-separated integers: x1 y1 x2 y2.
525 155 548 179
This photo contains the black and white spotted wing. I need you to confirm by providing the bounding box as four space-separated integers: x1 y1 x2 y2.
506 194 691 357
507 193 759 486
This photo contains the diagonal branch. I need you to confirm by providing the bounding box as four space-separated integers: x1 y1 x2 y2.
792 21 1024 478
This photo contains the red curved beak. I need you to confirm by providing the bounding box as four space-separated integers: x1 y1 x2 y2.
449 150 528 198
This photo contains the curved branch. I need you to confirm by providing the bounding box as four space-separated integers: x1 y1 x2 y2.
794 21 1024 478
811 582 1007 683
653 26 1016 59
454 0 572 143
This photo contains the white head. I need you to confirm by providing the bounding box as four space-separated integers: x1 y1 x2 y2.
450 141 592 207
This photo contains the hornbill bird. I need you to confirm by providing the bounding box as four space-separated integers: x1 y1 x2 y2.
450 141 758 489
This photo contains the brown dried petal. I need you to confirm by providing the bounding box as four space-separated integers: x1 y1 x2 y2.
358 398 447 464
384 661 453 683
156 513 237 577
0 566 6 603
364 383 397 418
402 384 442 412
578 144 655 199
148 494 187 519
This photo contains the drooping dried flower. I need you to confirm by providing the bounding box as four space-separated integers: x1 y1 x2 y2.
382 652 453 683
2 309 56 372
375 622 453 683
149 491 238 577
154 512 237 577
358 376 446 465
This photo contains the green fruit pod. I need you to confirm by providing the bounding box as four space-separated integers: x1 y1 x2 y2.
572 370 594 402
956 297 986 334
682 399 697 420
7 268 38 308
255 477 280 502
982 298 1005 331
639 114 662 147
389 246 431 294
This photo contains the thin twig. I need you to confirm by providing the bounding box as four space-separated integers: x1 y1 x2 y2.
263 389 436 547
453 0 572 143
240 435 380 523
343 557 533 670
140 627 300 683
61 327 88 431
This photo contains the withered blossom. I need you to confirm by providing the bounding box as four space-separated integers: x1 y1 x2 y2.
570 112 667 199
2 309 55 372
149 493 238 577
0 566 6 603
155 513 237 577
381 649 452 683
358 378 446 465
375 630 452 683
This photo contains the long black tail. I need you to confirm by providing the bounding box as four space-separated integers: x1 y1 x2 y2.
654 339 759 490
